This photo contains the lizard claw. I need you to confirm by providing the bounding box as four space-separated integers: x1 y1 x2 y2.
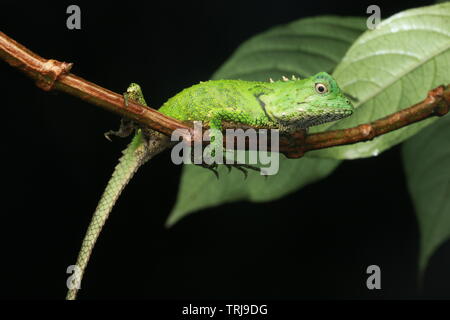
196 162 220 179
227 162 261 179
210 167 220 179
203 164 219 179
123 92 129 107
234 166 248 179
103 118 135 141
194 150 261 180
104 131 113 142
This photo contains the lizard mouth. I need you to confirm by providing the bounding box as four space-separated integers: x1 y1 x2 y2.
302 109 353 127
275 108 353 129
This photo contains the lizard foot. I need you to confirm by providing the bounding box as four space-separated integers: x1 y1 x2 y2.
197 163 220 179
197 162 262 179
193 150 266 179
104 89 140 141
224 163 262 179
104 118 135 141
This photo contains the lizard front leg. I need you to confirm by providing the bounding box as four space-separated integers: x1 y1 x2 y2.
202 109 262 178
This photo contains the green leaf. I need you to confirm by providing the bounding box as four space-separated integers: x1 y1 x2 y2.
213 16 366 81
166 156 339 226
310 2 450 159
166 16 366 226
402 114 450 277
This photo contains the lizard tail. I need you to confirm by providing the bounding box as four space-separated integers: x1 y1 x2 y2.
66 131 151 300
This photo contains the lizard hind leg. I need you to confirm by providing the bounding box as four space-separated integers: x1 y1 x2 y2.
124 82 149 106
104 118 135 141
104 83 149 141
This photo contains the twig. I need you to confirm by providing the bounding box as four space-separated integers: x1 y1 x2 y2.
287 85 450 158
1 31 449 159
0 32 189 137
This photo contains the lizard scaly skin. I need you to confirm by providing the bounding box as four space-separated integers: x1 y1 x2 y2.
67 73 353 299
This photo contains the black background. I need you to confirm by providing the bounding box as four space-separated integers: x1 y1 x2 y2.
1 0 449 300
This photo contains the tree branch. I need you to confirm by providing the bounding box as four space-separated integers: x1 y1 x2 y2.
287 85 450 158
1 31 449 159
0 31 190 137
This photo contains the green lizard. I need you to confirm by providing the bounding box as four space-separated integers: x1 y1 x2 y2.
66 72 353 300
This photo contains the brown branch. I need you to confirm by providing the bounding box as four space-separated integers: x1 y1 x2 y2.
1 31 449 159
0 31 190 137
287 85 450 158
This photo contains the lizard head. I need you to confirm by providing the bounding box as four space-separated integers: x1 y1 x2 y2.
265 72 354 131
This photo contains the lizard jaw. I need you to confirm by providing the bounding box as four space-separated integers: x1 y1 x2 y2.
275 108 353 130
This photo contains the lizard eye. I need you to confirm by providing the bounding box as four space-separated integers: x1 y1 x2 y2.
315 83 328 94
